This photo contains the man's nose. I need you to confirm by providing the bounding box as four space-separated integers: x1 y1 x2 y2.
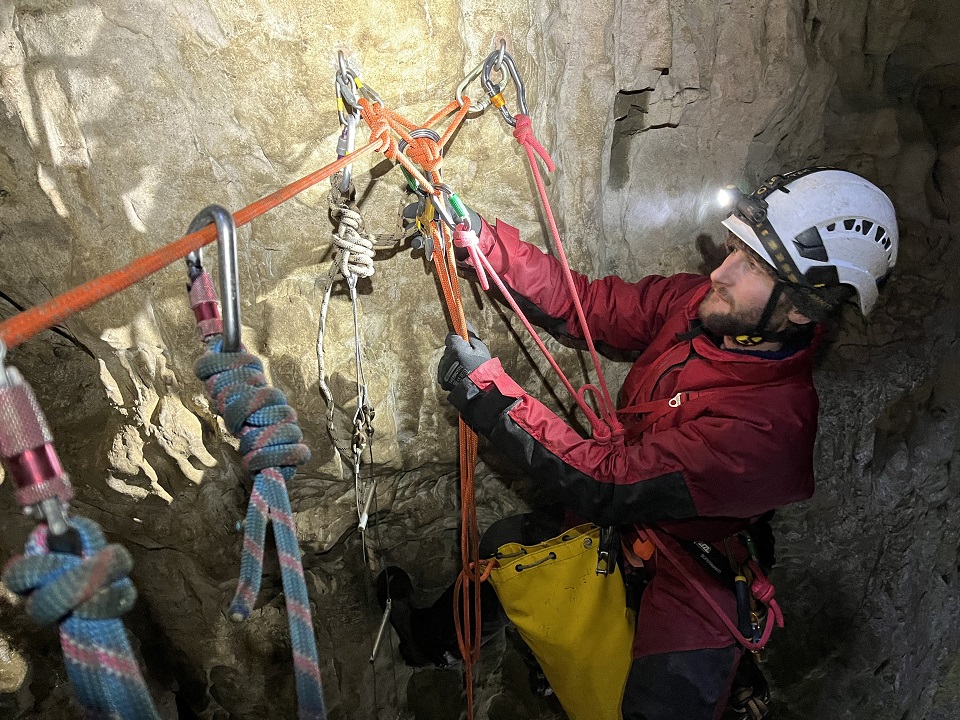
710 251 741 285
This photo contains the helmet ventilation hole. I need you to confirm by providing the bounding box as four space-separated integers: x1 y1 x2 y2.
875 227 893 258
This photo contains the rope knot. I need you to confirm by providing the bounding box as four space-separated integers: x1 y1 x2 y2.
453 224 489 290
331 206 375 281
405 136 443 173
512 114 533 143
361 102 397 159
511 114 556 172
2 517 136 625
194 342 327 717
751 573 776 605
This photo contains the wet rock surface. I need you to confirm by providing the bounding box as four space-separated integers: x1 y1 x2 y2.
0 1 958 718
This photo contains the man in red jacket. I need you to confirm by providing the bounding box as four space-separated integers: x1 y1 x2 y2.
393 168 898 719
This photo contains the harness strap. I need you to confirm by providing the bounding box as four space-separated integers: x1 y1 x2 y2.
639 528 784 653
617 390 715 435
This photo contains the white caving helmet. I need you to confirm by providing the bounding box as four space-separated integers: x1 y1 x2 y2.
721 168 899 318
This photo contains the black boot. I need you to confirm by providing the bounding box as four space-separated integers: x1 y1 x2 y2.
724 653 771 719
376 566 453 667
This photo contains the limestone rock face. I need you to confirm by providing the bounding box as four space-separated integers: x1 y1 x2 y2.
0 1 958 719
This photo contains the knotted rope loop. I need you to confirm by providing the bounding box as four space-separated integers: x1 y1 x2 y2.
358 100 399 160
195 346 311 479
194 341 327 720
331 206 376 281
2 516 159 720
749 562 784 628
453 224 489 291
3 517 136 626
512 115 555 172
404 135 444 175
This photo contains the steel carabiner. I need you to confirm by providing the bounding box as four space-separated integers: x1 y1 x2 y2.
185 205 242 352
457 56 513 114
335 52 382 113
481 47 529 127
337 110 359 192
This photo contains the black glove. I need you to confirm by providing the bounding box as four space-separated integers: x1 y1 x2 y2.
438 331 491 391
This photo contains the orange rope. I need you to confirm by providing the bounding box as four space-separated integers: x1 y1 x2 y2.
0 139 383 350
343 93 483 714
429 216 482 719
357 97 472 197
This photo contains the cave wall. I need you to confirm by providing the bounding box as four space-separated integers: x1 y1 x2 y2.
0 1 958 718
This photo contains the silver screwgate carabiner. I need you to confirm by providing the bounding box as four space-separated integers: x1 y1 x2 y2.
457 51 512 114
184 205 242 352
334 51 382 113
481 47 528 127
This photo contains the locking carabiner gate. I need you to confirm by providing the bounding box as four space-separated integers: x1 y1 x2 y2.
481 47 529 127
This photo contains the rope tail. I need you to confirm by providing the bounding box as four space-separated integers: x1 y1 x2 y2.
195 343 328 720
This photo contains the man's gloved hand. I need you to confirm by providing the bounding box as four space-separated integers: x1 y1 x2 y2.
438 331 492 391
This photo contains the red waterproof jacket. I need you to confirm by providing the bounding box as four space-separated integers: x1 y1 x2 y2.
451 219 819 657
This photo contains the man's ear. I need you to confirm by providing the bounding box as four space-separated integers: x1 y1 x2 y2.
787 307 813 325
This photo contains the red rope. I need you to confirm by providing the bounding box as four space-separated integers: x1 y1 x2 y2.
511 115 623 440
0 140 383 350
641 528 784 652
453 225 603 431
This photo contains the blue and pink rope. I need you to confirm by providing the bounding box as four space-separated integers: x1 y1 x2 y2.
2 515 160 719
195 340 327 720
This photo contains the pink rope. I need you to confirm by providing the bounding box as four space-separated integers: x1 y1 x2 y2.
510 115 622 438
641 528 784 653
454 223 603 433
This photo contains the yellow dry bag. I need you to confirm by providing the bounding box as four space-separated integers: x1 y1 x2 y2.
487 524 636 720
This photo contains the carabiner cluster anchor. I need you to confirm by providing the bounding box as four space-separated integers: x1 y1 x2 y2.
184 205 242 353
481 47 528 127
